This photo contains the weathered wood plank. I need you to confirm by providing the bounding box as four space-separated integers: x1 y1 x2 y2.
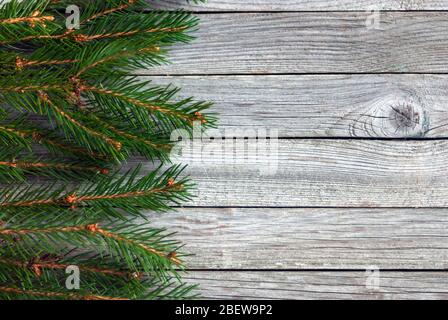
139 139 448 207
151 75 448 138
142 13 448 74
151 0 448 11
187 271 448 300
25 74 448 138
146 208 448 269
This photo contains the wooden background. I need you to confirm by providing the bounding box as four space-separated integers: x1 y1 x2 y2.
148 1 448 299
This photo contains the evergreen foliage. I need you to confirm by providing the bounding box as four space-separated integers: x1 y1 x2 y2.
0 0 211 300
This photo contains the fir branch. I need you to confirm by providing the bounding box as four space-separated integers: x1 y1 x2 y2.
0 165 191 217
5 22 191 45
0 84 62 93
0 286 128 300
36 90 123 152
0 158 109 182
81 84 191 120
82 0 136 24
0 122 31 150
0 117 110 161
0 217 186 280
0 0 211 300
0 223 180 265
85 113 173 162
0 256 138 279
1 0 143 46
72 25 188 43
0 245 197 300
80 77 213 132
74 46 160 77
31 133 110 161
0 0 58 45
0 10 54 27
14 56 79 70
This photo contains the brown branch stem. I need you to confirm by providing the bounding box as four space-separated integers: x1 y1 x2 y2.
0 182 182 208
15 57 79 70
75 46 159 77
80 85 193 121
82 0 136 24
0 11 54 27
0 224 180 265
0 286 128 300
37 91 122 151
2 25 187 45
0 85 64 93
0 160 106 174
0 257 139 279
88 114 170 151
0 125 108 159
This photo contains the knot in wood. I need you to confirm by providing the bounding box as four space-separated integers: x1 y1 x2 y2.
389 103 420 131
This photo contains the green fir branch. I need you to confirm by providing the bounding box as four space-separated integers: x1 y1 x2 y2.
0 0 211 300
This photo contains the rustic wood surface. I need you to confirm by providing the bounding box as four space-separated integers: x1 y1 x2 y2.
151 75 448 138
2 0 446 302
142 12 448 75
152 1 448 11
186 272 448 300
139 139 448 207
146 208 448 269
144 3 448 299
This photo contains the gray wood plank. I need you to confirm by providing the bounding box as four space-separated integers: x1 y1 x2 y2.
151 0 448 11
187 271 448 299
152 75 448 138
142 12 448 74
148 208 448 269
141 139 448 207
26 74 448 138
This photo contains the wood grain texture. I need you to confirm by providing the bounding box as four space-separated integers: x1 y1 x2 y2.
43 3 448 299
151 75 448 138
151 0 448 11
147 208 448 269
26 74 448 138
187 271 448 300
142 12 448 75
144 139 448 207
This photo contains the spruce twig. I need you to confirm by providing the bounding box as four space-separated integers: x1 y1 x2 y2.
0 0 211 300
